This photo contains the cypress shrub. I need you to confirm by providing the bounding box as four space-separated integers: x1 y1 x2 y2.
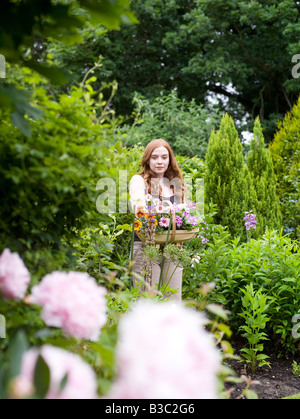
204 114 257 242
246 117 283 238
269 97 300 241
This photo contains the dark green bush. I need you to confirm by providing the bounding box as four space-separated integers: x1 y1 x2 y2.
186 226 300 356
0 65 111 279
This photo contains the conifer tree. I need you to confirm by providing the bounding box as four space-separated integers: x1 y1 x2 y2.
269 97 300 240
246 117 282 238
204 114 257 241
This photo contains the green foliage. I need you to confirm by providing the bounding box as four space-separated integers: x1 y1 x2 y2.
238 284 271 373
116 91 221 159
206 229 300 355
292 360 300 378
269 96 300 241
0 65 119 278
163 0 300 142
0 0 138 137
48 0 300 141
0 0 138 60
282 392 300 400
0 329 29 399
246 117 282 238
182 209 231 302
204 114 258 242
183 221 300 356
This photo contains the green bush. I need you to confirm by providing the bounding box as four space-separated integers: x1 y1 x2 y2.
0 65 115 279
204 114 258 242
115 91 221 159
246 117 282 238
190 227 300 355
269 96 300 241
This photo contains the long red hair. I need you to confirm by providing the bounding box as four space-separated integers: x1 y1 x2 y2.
137 139 186 203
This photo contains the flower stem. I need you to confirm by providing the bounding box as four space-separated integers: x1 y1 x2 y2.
162 259 172 287
158 216 172 289
130 204 136 263
165 262 180 289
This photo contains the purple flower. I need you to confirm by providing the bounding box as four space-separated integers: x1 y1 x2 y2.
175 216 183 228
185 215 198 226
244 212 257 230
187 202 196 210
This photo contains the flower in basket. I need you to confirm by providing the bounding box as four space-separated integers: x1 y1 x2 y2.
156 202 200 234
134 196 200 237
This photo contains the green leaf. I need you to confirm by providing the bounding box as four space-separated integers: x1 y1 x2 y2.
243 389 259 399
80 0 139 29
23 61 70 85
89 343 115 369
59 373 68 393
206 303 229 321
33 355 51 399
7 330 29 380
282 393 300 400
11 111 31 138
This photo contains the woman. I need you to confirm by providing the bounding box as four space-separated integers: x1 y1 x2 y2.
129 139 187 301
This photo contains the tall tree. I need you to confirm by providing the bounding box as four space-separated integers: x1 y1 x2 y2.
204 114 257 242
0 0 138 137
47 0 300 142
246 117 282 237
269 96 300 240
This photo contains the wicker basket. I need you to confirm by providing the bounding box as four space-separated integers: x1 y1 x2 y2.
136 214 199 244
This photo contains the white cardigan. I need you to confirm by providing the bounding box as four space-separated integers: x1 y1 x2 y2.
129 175 148 211
129 175 186 211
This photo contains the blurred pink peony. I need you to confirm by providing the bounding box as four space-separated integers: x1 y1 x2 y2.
107 300 221 399
0 248 30 300
19 345 98 399
31 271 107 341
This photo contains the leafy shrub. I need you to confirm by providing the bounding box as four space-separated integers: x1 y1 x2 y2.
115 91 221 159
192 228 300 355
238 284 271 373
246 117 282 238
0 64 115 278
204 114 258 242
269 96 300 241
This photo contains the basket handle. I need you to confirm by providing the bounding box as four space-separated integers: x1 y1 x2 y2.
170 213 176 243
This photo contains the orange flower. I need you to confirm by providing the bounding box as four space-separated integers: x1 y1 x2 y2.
145 214 156 219
136 207 146 218
147 218 157 227
134 220 142 231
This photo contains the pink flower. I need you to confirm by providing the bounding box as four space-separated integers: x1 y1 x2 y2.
31 271 107 341
153 198 160 206
187 202 196 210
19 345 98 399
107 300 221 399
244 212 257 230
0 249 30 300
175 216 183 228
159 217 170 228
155 204 164 213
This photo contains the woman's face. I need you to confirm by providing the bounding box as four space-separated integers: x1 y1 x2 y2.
149 146 170 177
